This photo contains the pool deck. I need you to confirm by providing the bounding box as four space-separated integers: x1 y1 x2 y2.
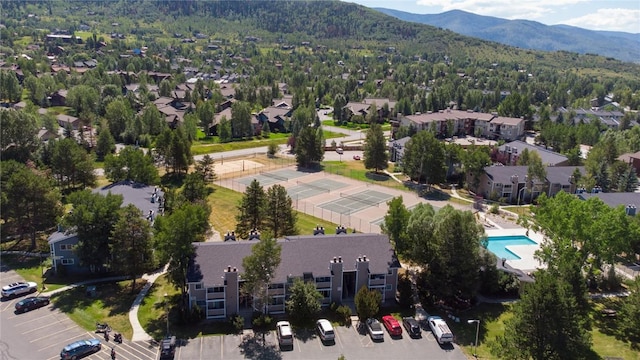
485 228 546 272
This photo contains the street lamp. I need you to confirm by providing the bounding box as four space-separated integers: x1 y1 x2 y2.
164 293 169 336
467 319 480 358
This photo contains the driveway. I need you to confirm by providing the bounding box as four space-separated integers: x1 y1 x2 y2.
0 267 158 360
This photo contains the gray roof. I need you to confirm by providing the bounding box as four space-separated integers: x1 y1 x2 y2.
94 180 163 216
188 233 399 285
499 141 568 166
47 231 77 245
546 166 585 184
579 192 640 209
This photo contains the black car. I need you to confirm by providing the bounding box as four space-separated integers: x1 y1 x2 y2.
402 317 422 338
159 336 176 360
15 296 50 313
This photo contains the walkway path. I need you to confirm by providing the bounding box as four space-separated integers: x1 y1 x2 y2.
130 264 168 341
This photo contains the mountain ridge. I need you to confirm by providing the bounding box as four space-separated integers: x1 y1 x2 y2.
374 8 640 63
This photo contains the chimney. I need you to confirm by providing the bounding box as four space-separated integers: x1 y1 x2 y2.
227 265 231 272
233 267 237 272
363 255 367 261
338 256 342 263
333 257 337 263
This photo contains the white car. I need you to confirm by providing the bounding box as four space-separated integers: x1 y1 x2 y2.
2 281 38 298
316 319 335 342
366 318 384 341
276 321 294 348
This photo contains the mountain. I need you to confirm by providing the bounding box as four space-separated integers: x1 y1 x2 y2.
374 8 640 63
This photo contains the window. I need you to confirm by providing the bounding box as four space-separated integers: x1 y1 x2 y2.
387 269 393 275
386 284 392 291
60 244 73 251
196 300 206 307
207 300 224 310
268 283 284 289
315 276 331 283
61 258 74 265
369 274 385 280
271 297 284 305
207 286 224 293
318 289 331 298
194 283 203 290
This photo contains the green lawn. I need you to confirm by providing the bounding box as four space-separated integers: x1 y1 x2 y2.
322 161 407 191
208 185 338 236
51 280 145 340
0 253 80 293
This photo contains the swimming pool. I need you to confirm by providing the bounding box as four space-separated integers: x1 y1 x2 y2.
486 235 537 260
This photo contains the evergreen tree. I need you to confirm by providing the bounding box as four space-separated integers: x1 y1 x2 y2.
195 155 216 183
95 126 116 161
219 116 232 143
236 179 267 238
295 126 324 167
492 270 592 359
264 184 297 238
363 122 388 173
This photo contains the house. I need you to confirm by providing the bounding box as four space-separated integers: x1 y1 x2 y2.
38 128 58 141
578 192 640 216
472 165 584 203
256 106 292 133
48 181 164 274
208 107 232 136
399 110 524 140
389 136 411 164
49 89 68 106
488 116 525 141
56 114 81 130
618 151 640 176
186 233 400 319
495 141 569 166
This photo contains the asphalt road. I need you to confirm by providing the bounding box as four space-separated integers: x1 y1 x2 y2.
0 267 158 360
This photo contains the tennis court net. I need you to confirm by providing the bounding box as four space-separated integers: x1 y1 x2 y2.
261 172 288 182
296 181 330 194
339 192 382 207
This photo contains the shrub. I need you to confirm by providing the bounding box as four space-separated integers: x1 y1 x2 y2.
251 312 273 331
396 272 414 308
335 305 352 326
229 314 244 334
489 203 500 214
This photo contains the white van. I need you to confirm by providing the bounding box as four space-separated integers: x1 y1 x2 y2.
316 319 335 342
276 321 294 347
427 316 454 344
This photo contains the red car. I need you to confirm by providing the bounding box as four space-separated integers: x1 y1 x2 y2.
382 315 402 337
353 155 361 160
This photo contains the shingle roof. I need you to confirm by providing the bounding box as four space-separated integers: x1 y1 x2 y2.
499 141 568 166
94 180 163 216
188 233 399 285
579 192 640 209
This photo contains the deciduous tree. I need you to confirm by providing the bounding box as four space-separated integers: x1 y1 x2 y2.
0 110 39 162
110 204 155 293
402 131 446 190
286 278 322 324
242 236 282 314
381 197 410 257
354 286 381 322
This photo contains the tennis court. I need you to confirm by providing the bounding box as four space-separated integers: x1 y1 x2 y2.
237 169 306 186
287 179 349 200
319 189 394 215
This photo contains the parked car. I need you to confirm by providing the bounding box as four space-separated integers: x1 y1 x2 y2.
402 317 422 338
382 315 402 337
60 338 101 360
1 281 37 298
427 316 454 345
14 296 50 313
276 321 294 348
336 147 344 154
316 319 335 342
159 335 177 360
352 155 361 160
366 318 384 341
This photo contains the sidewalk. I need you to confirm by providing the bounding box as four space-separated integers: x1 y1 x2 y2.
130 264 168 341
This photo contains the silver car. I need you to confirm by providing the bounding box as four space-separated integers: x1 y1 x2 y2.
1 282 38 298
366 318 384 341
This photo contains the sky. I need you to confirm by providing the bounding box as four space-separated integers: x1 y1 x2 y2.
346 0 640 33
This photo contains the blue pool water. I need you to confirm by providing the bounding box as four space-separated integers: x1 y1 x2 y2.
486 235 537 260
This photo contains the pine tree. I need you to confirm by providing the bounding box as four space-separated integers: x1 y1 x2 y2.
363 122 388 173
264 184 297 238
236 179 267 238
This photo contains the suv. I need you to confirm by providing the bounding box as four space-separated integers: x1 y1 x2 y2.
2 282 38 298
60 338 101 360
382 315 402 337
276 321 294 348
402 317 421 338
316 319 335 342
159 336 176 359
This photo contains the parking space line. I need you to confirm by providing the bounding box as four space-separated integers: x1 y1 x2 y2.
29 326 80 342
37 333 87 352
220 334 223 359
11 310 58 324
199 336 204 360
106 344 146 360
1 300 17 312
334 328 344 349
22 319 66 334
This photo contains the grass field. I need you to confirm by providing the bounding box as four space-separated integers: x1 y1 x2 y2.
51 280 145 340
321 161 408 191
208 185 338 236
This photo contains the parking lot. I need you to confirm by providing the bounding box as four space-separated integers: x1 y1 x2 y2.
0 267 158 360
173 321 467 360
